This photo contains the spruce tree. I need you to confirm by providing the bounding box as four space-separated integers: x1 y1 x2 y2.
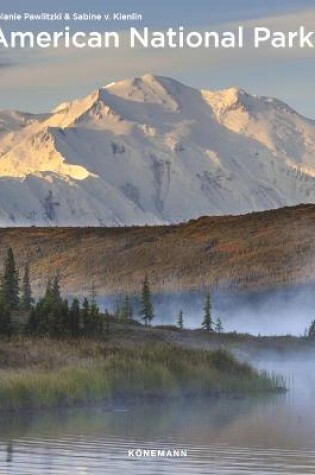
0 296 13 336
26 278 53 336
105 309 110 334
33 278 68 337
139 275 154 326
45 277 53 300
82 297 102 337
202 292 213 332
308 319 315 339
69 298 81 337
51 274 62 304
90 302 103 335
114 301 122 319
90 280 97 306
82 297 90 332
26 307 39 336
215 317 224 334
121 295 133 320
2 247 19 310
177 310 184 329
21 263 33 311
53 298 69 337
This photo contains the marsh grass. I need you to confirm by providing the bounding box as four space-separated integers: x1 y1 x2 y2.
0 338 285 411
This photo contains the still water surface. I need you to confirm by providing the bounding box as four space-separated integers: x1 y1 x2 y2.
0 357 315 474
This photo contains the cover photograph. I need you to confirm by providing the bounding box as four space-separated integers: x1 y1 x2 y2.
0 1 315 474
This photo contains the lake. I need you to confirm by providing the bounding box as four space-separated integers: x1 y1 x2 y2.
1 353 315 474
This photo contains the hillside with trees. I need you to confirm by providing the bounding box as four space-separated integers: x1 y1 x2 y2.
0 248 232 338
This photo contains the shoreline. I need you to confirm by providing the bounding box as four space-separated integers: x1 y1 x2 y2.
0 329 286 413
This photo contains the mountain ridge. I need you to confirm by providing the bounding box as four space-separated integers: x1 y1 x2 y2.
1 74 315 226
0 204 314 296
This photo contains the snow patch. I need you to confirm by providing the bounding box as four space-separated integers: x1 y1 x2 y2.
0 75 315 226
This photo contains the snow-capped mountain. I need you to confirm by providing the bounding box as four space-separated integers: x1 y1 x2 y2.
1 74 315 226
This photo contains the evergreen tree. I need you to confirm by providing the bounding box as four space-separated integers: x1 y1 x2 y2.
29 278 68 337
27 298 47 336
308 319 315 339
44 277 53 300
82 297 90 331
2 247 19 310
35 300 52 337
202 292 213 332
26 278 53 336
105 309 110 334
121 295 133 320
0 296 13 336
51 274 62 304
139 275 154 326
114 301 122 319
26 307 39 336
69 298 81 337
21 263 33 311
53 298 69 337
177 310 184 329
215 317 224 334
90 280 97 306
82 297 102 337
90 302 103 334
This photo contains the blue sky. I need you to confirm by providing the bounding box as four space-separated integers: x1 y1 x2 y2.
4 0 315 27
1 0 315 117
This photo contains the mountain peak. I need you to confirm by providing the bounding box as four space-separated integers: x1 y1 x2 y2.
101 74 182 112
0 75 313 226
220 86 247 104
201 86 252 115
103 73 181 90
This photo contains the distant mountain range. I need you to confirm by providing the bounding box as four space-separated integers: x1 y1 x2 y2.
1 74 315 226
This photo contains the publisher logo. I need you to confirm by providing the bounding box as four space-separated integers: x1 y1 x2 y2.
128 448 188 458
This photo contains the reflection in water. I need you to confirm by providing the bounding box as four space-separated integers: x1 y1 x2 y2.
5 443 13 463
0 357 315 474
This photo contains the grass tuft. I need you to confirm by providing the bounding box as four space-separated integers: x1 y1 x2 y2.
0 337 285 411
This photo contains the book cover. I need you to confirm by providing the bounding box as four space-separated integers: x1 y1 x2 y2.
0 1 314 474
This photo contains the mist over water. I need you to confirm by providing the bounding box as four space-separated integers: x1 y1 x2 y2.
99 285 315 336
2 288 315 472
2 287 315 473
1 352 315 474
